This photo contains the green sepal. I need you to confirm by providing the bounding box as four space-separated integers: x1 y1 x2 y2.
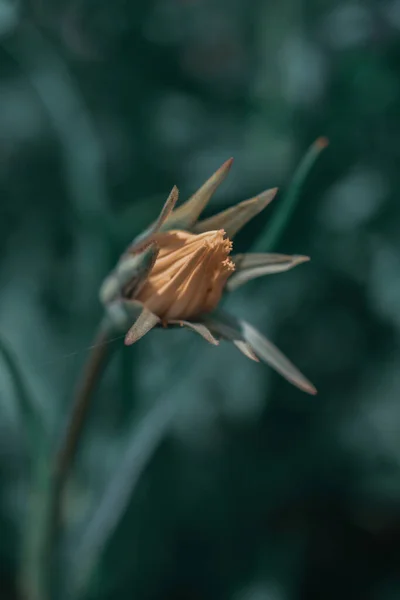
124 306 160 345
226 253 309 291
194 188 277 238
162 158 233 231
168 320 219 345
202 310 317 395
100 242 159 305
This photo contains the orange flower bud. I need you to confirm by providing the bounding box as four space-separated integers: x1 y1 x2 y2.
135 229 234 321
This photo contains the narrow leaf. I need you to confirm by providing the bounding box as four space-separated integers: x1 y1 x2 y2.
252 137 328 252
164 158 233 230
195 188 277 237
124 307 160 345
241 320 317 395
3 27 109 227
69 396 179 598
227 254 310 291
0 336 51 600
0 336 46 444
19 443 51 600
66 336 200 600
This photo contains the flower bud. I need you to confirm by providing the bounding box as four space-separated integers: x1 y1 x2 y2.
135 229 234 321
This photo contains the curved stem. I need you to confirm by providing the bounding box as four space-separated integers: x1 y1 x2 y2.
46 320 115 597
68 342 198 598
54 323 112 484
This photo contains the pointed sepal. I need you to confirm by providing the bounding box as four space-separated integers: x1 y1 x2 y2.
194 188 277 238
135 186 179 243
99 272 122 306
232 340 259 362
241 320 317 395
163 158 233 230
124 306 160 345
99 242 159 306
152 185 179 232
226 253 310 292
168 320 219 345
105 299 145 332
117 242 159 298
200 312 257 361
202 310 316 395
201 310 244 342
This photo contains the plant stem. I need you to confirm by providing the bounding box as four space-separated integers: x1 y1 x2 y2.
55 322 112 486
68 342 198 598
46 320 115 597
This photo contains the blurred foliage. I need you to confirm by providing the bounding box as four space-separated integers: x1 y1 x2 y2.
1 0 400 599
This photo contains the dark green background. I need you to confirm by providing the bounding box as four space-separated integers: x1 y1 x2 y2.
1 1 400 599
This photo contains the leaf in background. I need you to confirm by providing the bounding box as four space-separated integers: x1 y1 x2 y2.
0 336 51 600
3 26 109 228
0 335 47 447
251 138 329 253
19 443 52 600
66 343 198 600
68 396 179 599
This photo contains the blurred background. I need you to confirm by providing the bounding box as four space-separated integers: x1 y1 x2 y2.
1 0 400 599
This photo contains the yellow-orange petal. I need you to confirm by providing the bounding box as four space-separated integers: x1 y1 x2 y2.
135 229 234 321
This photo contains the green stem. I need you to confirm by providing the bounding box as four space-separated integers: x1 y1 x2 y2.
68 342 198 599
252 137 328 253
54 322 113 488
43 320 115 599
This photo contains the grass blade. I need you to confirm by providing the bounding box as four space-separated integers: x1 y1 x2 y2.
252 137 328 252
67 344 197 599
0 336 50 600
0 336 45 444
69 396 180 599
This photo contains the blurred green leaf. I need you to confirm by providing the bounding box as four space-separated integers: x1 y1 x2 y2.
0 336 46 447
68 396 180 599
66 343 197 599
19 444 52 600
0 338 51 600
251 137 329 252
3 26 110 232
